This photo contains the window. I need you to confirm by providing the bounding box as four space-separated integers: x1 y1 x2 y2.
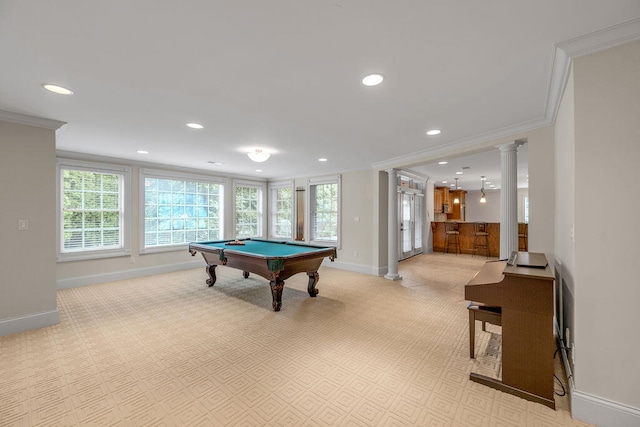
308 175 341 246
234 180 266 239
57 159 131 261
524 195 529 224
141 169 224 252
268 181 294 240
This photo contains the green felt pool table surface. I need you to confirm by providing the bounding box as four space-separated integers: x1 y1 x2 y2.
188 239 337 311
195 239 336 257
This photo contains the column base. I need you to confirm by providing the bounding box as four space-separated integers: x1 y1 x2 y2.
384 273 402 281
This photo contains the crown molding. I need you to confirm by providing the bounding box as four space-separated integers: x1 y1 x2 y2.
0 109 67 130
373 18 640 172
557 17 640 58
545 18 640 123
371 116 548 171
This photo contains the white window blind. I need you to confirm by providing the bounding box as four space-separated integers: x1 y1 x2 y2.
308 175 341 246
268 180 294 240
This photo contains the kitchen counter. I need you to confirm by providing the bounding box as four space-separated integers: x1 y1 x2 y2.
431 222 527 257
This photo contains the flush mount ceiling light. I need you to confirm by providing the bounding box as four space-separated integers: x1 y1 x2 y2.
426 129 442 136
480 176 487 203
42 83 73 95
247 149 270 162
136 150 149 154
318 158 328 162
186 123 204 129
438 161 448 165
362 73 384 86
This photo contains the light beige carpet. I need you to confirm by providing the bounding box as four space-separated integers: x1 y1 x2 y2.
0 253 591 426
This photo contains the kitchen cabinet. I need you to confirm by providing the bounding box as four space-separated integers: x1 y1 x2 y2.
434 188 443 213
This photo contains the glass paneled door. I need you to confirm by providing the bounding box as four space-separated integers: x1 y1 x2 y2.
399 191 424 260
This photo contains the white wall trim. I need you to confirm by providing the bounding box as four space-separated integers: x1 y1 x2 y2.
322 259 379 276
572 389 640 427
0 310 60 337
56 260 204 289
0 109 67 129
557 17 640 59
372 18 640 173
371 116 550 171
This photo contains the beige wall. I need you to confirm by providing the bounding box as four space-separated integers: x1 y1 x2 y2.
56 155 380 286
526 126 555 256
56 153 235 287
570 41 640 409
334 170 375 271
0 120 59 334
466 190 501 222
555 70 576 279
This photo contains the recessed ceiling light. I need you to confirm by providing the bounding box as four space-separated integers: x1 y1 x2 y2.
450 184 455 187
426 129 441 136
362 74 384 86
186 123 204 129
136 150 149 154
438 161 448 165
456 171 463 175
318 158 328 162
442 180 447 184
486 181 492 184
207 161 223 165
255 169 262 172
42 83 73 95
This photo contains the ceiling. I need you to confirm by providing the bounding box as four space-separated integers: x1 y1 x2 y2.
2 1 640 184
410 143 528 192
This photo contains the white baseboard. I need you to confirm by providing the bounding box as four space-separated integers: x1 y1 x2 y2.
557 324 640 426
322 259 379 276
572 389 640 427
56 260 204 289
0 309 60 337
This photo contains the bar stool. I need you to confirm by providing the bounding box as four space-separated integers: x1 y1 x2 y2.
518 223 528 251
473 222 490 258
468 303 502 358
444 221 460 255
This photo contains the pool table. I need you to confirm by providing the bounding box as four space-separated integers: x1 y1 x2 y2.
189 238 337 311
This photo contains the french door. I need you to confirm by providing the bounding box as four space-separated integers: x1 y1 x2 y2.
399 191 423 260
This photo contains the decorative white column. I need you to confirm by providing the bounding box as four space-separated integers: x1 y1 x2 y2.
385 169 401 280
498 141 523 258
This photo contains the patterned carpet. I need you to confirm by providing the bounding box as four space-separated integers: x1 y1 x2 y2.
0 253 591 426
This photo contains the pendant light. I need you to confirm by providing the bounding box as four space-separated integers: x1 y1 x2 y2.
480 176 487 203
453 178 460 204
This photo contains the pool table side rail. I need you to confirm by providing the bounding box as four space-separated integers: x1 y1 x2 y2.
188 240 336 278
189 239 337 263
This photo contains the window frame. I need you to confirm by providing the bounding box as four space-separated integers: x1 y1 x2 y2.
233 179 267 239
267 180 294 240
56 159 131 262
139 168 225 254
307 174 341 248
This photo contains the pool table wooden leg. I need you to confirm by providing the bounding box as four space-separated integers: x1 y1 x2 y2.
205 264 217 286
270 278 285 311
307 272 319 297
